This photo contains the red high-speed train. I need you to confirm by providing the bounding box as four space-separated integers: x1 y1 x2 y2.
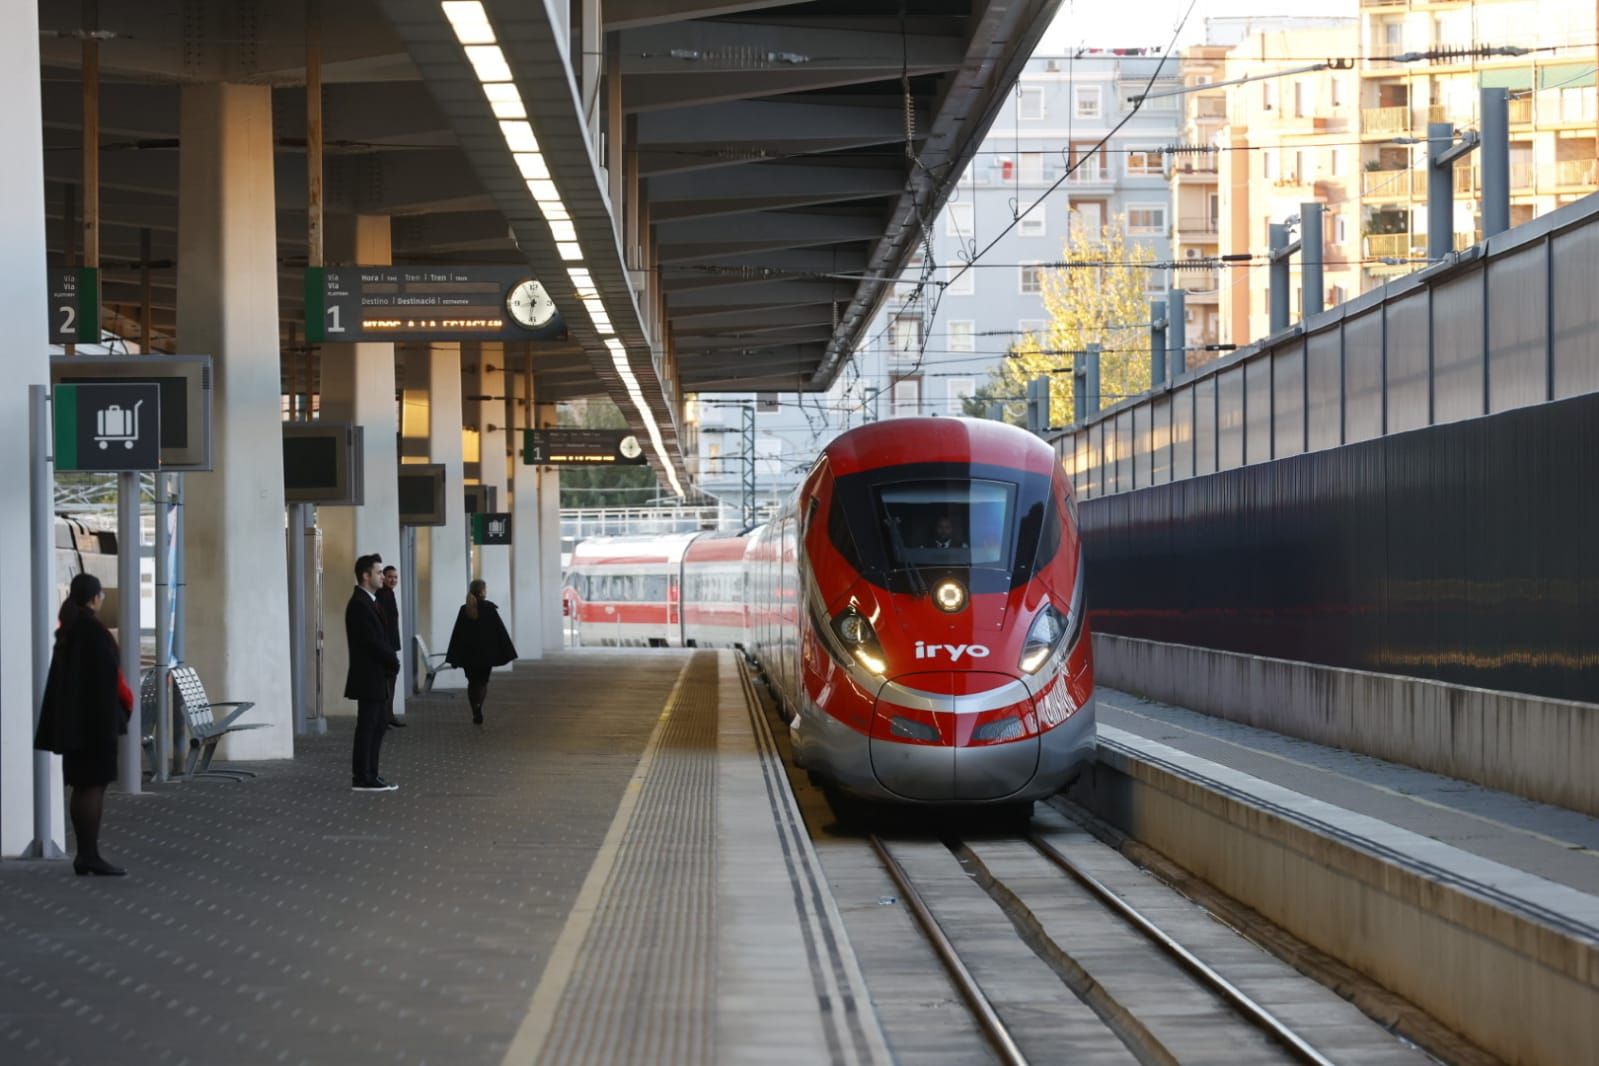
563 417 1095 807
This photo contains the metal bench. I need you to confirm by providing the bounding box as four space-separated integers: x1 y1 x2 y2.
413 634 456 693
170 665 268 780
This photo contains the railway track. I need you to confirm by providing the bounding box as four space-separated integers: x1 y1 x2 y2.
868 828 1342 1066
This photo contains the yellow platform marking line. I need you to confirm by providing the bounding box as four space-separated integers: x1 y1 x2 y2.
1103 697 1599 860
501 656 695 1066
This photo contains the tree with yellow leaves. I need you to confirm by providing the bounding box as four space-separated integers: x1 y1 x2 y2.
964 218 1156 427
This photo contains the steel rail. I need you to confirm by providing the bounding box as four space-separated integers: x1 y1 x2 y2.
868 835 1030 1066
1028 833 1337 1066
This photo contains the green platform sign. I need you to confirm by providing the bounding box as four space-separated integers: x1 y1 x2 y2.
54 381 161 472
47 266 100 346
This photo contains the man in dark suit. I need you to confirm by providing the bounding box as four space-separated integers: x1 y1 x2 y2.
346 554 399 791
376 565 405 728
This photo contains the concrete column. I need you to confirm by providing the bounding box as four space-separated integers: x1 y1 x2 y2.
176 84 292 759
509 363 545 658
536 401 563 652
0 0 55 855
475 344 512 625
418 343 468 653
317 215 400 716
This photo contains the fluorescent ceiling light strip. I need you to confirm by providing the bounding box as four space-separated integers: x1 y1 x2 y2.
466 44 512 83
526 178 559 201
500 120 538 153
491 98 527 119
582 298 605 314
483 81 521 103
556 242 584 261
590 315 613 334
548 219 577 243
515 153 548 180
442 1 495 44
541 202 569 221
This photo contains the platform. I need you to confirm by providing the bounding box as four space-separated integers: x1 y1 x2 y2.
1087 686 1599 1065
0 650 885 1066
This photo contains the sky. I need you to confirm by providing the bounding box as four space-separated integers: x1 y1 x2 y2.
1036 0 1359 54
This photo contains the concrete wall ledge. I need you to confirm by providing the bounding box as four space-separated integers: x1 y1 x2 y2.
1084 725 1599 1065
1093 633 1599 818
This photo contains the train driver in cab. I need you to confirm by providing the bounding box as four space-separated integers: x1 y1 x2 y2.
928 514 967 550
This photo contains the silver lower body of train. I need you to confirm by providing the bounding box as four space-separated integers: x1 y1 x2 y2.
790 692 1096 806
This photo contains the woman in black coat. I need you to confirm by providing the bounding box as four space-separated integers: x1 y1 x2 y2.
34 573 132 876
445 579 518 724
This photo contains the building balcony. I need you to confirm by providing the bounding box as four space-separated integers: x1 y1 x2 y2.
1555 158 1598 187
1068 165 1110 184
1177 216 1219 235
1509 95 1533 125
1364 233 1425 259
1362 105 1411 134
1362 168 1417 197
1511 161 1536 192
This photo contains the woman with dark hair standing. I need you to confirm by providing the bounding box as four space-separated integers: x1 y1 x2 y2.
445 579 518 724
34 573 133 876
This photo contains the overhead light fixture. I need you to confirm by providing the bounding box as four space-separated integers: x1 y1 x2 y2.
500 120 538 153
582 297 606 314
557 242 584 261
526 178 560 202
590 312 613 333
513 152 548 180
541 201 570 221
484 83 526 119
465 44 512 83
442 1 495 44
548 219 577 243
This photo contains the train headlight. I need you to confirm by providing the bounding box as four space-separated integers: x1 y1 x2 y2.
1019 603 1068 674
832 607 887 676
932 579 967 613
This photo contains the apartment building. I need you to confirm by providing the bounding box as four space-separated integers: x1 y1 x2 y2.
1357 0 1598 286
1169 43 1229 352
695 52 1183 506
1214 23 1365 345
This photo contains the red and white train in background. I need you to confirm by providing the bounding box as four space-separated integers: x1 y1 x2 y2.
563 418 1095 808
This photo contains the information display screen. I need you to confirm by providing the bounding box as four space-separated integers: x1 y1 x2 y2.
398 464 447 527
308 266 566 343
50 355 212 470
523 428 648 466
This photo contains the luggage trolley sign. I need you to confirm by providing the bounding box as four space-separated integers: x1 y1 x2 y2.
53 382 161 471
306 266 566 343
471 513 512 546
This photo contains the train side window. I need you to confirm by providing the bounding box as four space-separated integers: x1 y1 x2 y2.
646 575 667 601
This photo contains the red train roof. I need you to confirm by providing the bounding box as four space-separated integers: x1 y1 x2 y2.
822 417 1060 478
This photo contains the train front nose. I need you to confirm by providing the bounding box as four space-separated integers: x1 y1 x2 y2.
867 672 1040 801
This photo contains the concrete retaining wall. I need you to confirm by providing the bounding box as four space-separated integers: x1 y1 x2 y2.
1093 632 1599 818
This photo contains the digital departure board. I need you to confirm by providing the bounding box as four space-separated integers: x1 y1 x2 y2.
305 266 566 344
522 429 648 466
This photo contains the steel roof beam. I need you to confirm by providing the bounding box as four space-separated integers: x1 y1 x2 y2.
603 0 808 31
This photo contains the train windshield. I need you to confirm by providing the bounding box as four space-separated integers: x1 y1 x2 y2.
875 479 1016 572
828 461 1059 595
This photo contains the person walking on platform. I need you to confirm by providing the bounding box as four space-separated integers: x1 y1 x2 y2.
376 565 405 728
34 573 134 877
445 580 518 725
346 554 399 791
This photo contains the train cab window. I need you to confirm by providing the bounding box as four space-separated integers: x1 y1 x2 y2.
876 479 1016 571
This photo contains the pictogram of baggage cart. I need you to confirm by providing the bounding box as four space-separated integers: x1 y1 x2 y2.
95 399 144 450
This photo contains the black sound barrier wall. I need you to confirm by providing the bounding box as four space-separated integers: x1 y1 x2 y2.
1080 389 1599 704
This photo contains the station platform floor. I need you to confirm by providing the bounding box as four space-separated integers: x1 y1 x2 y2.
0 649 886 1066
1097 686 1599 902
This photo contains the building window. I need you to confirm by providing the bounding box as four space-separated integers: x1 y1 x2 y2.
946 378 977 412
945 263 975 296
1330 76 1343 108
706 443 722 476
1018 85 1045 120
948 320 975 352
1126 148 1162 176
1292 80 1307 118
891 378 921 416
891 315 921 360
1263 150 1276 181
1262 81 1276 110
1126 203 1167 234
945 201 973 237
1076 85 1102 119
1329 148 1343 176
1019 263 1044 294
1019 213 1046 237
1018 152 1045 183
1334 214 1348 243
1070 200 1104 236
